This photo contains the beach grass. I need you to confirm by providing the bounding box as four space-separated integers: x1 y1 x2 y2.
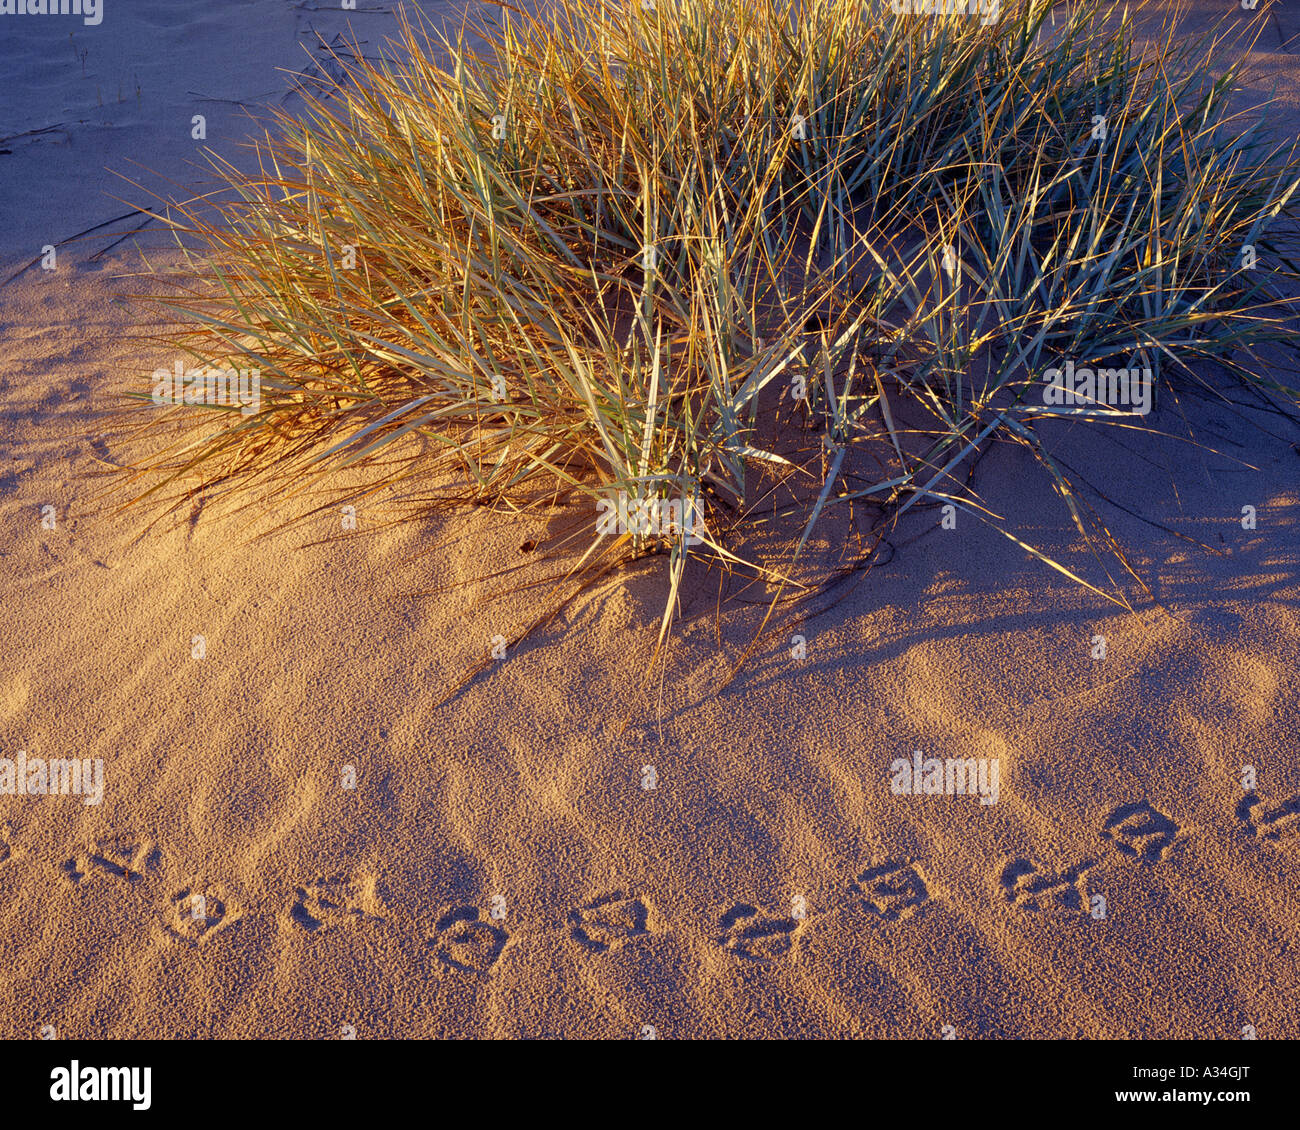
114 0 1300 666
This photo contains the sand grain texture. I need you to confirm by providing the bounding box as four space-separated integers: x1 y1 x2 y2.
1 0 1298 1039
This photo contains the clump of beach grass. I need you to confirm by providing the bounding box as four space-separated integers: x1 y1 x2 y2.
113 0 1300 682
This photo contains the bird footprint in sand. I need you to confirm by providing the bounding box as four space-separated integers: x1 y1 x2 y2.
852 861 930 922
289 875 383 932
1237 793 1300 841
428 906 507 975
717 903 804 962
156 886 242 947
569 893 651 952
1102 800 1181 862
1000 857 1095 913
61 834 159 886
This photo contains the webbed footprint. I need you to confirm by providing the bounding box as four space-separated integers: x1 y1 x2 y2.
289 875 384 932
852 861 930 922
1238 793 1300 841
717 903 804 962
155 885 243 947
61 834 159 886
569 892 651 952
1000 857 1095 913
428 906 507 974
1102 801 1180 863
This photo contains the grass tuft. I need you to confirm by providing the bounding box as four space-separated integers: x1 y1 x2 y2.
111 0 1300 677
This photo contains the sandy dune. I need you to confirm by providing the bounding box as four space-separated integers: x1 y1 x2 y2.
1 0 1298 1039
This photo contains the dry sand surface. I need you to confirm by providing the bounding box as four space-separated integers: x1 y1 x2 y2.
1 0 1298 1039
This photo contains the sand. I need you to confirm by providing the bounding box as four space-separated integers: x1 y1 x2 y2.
1 0 1298 1039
